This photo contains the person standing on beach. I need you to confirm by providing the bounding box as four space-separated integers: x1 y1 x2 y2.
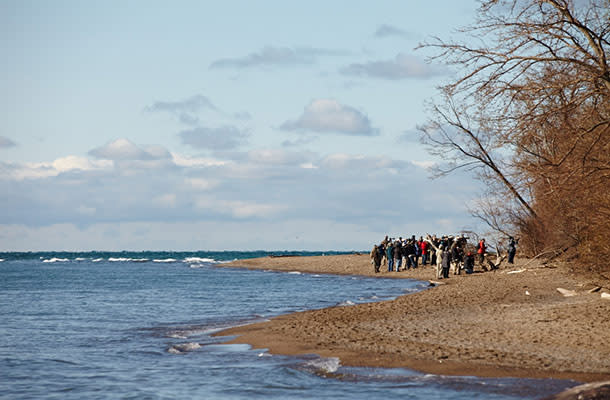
430 235 438 266
370 245 382 273
386 241 394 272
393 241 402 272
412 236 420 267
451 241 462 275
464 251 475 274
507 237 518 264
441 245 451 278
426 235 445 279
419 237 428 266
477 238 486 266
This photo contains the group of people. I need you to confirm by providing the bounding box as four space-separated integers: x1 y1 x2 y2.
370 234 511 279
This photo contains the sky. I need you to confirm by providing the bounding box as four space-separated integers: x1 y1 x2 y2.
0 0 485 251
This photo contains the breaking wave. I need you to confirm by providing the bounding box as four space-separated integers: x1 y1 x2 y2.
167 342 202 354
303 357 341 374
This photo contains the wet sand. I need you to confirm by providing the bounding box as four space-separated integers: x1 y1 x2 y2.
215 254 610 382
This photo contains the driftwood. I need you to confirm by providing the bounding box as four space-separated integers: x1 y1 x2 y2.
556 288 577 297
483 254 507 271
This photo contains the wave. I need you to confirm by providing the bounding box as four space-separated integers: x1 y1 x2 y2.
167 342 201 354
303 357 341 374
183 257 216 264
42 258 69 263
337 300 356 307
153 259 178 263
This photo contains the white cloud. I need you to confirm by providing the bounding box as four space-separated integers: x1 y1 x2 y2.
246 149 309 165
89 139 170 161
0 156 112 181
172 153 229 168
300 162 318 169
186 178 218 190
412 160 437 169
341 53 447 80
280 99 378 136
0 139 483 249
52 155 113 172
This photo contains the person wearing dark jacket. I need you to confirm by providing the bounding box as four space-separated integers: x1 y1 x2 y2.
464 251 475 274
507 237 518 264
451 242 462 275
441 246 451 278
393 242 402 272
386 242 394 272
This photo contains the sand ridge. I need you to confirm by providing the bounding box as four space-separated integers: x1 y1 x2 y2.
215 254 610 382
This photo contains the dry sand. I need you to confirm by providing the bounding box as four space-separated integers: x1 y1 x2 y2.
215 254 610 382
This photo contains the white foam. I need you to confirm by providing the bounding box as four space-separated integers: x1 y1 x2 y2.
183 257 215 264
75 257 87 261
92 258 104 262
108 257 132 262
288 271 302 275
153 258 178 263
0 259 4 262
167 342 202 354
338 300 356 306
132 258 149 262
305 357 341 373
42 258 69 263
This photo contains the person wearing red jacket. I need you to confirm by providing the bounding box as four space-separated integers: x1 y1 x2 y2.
477 238 486 266
419 237 429 266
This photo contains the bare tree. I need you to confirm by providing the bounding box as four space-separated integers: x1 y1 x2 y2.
418 0 610 265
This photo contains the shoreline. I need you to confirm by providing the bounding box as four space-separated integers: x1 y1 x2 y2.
214 254 610 383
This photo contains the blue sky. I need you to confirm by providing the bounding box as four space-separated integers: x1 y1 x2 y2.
1 0 484 251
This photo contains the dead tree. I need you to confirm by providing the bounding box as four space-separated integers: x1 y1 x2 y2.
418 0 609 265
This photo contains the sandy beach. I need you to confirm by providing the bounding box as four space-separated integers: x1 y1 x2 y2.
216 254 610 383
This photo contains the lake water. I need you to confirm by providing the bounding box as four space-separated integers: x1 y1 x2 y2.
0 252 577 399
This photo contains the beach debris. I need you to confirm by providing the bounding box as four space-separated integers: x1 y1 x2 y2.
507 269 526 274
587 286 602 293
525 290 530 296
556 288 577 297
429 280 446 286
601 292 610 300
